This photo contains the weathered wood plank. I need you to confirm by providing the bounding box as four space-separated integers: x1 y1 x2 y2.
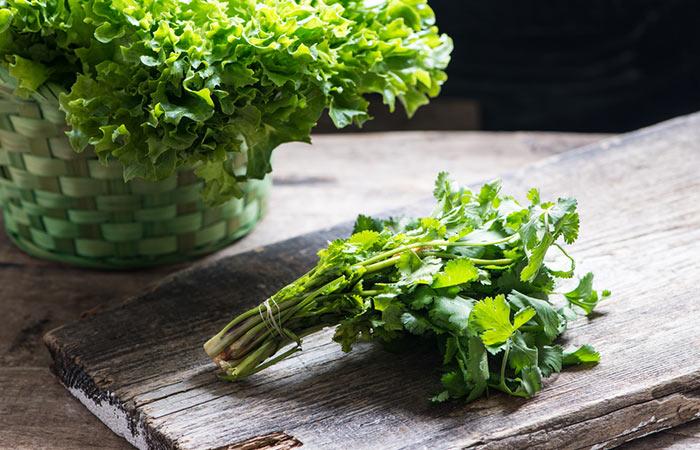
0 368 131 449
621 420 700 450
43 115 700 449
2 132 614 450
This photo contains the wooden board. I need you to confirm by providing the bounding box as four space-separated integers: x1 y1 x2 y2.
2 131 617 450
43 115 700 450
0 368 131 449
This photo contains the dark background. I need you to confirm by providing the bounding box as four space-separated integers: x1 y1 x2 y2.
319 0 700 133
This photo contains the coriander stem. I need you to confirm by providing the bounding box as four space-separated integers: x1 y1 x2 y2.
361 251 514 278
204 305 267 356
207 263 330 356
421 251 514 266
229 344 302 380
470 257 514 266
363 255 402 273
358 235 519 268
553 243 576 273
278 275 348 322
499 342 510 392
220 324 328 381
357 289 383 296
204 295 302 357
223 339 277 379
459 234 520 247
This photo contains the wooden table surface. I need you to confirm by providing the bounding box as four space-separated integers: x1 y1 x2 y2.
1 131 698 449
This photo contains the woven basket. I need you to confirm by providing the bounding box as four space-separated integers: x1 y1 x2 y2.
0 82 270 269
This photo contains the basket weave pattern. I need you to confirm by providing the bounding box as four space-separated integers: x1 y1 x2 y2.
0 86 270 268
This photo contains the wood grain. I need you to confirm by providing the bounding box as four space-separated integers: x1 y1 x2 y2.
2 132 612 450
42 115 700 449
0 368 130 449
621 420 700 449
2 130 697 449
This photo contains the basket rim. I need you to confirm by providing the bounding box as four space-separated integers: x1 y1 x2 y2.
3 214 263 270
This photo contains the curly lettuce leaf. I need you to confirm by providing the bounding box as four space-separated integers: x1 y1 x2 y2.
0 0 452 203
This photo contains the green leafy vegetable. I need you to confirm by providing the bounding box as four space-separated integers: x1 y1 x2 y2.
204 173 610 402
563 344 601 366
469 295 534 349
565 272 611 314
432 258 478 288
0 0 452 203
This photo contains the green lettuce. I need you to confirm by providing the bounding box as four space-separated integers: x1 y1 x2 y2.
0 0 451 203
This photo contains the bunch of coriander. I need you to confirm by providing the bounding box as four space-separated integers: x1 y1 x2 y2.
204 173 609 402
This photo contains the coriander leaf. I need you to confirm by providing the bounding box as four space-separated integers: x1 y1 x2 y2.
353 214 384 233
478 179 502 206
563 344 601 366
558 305 580 322
333 312 373 353
465 336 490 402
549 198 580 244
436 371 468 402
420 217 447 237
519 209 543 250
401 312 432 336
508 332 538 374
432 258 479 288
373 294 395 312
436 336 489 402
380 304 405 333
538 345 564 377
433 171 452 201
429 296 474 333
450 245 486 259
408 286 436 310
520 233 553 282
469 295 535 348
514 365 543 398
527 188 541 205
508 291 562 341
514 307 537 329
397 256 443 287
348 230 381 249
519 197 581 281
431 389 451 403
564 272 601 315
505 209 529 232
443 336 458 364
460 228 506 245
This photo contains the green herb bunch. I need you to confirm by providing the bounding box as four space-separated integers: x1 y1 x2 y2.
204 173 609 402
0 0 451 203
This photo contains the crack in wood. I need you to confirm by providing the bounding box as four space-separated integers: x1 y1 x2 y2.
217 432 302 450
459 387 700 449
0 261 25 269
